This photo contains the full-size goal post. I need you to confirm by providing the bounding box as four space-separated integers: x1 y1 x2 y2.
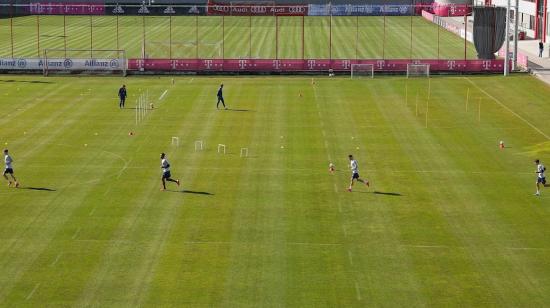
42 49 127 76
350 64 374 79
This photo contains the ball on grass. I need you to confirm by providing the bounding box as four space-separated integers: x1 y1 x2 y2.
356 147 359 150
281 146 284 149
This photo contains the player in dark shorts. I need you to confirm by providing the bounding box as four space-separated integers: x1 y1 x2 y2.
216 84 227 110
118 84 127 109
160 153 180 191
3 149 19 188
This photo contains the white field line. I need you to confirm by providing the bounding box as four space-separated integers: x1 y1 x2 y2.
25 283 40 301
347 250 354 266
465 77 550 140
159 90 168 101
50 252 63 267
72 227 82 240
355 281 362 301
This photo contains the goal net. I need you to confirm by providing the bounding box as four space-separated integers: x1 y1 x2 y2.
407 64 430 78
351 64 374 79
42 49 126 76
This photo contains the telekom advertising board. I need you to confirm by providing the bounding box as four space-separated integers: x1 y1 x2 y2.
127 59 507 73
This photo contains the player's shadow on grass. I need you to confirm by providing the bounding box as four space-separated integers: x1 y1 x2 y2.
167 189 214 195
372 191 402 196
22 187 57 192
226 108 253 112
1 80 54 84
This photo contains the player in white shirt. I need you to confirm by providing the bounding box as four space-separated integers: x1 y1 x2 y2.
3 149 19 188
160 153 180 191
348 154 369 192
535 159 547 196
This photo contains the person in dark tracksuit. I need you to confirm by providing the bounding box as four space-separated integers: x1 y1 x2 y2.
118 85 127 109
216 84 227 110
539 41 544 57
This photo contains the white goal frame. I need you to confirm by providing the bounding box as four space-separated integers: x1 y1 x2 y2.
350 64 374 79
42 49 127 77
407 63 430 78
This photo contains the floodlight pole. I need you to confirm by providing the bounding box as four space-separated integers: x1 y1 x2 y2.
513 0 519 70
504 0 510 76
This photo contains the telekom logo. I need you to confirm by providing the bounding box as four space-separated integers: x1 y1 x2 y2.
273 60 281 69
447 60 456 70
341 60 350 69
307 60 316 70
239 60 247 69
482 60 491 70
204 60 213 69
171 60 177 70
376 60 385 70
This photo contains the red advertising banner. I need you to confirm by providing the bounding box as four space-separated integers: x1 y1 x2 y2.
128 59 507 73
207 0 307 16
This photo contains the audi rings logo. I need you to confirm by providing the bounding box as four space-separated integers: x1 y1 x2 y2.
17 59 27 68
63 59 73 68
110 59 119 68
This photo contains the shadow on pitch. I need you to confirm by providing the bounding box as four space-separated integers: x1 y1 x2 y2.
21 187 57 192
167 189 214 195
226 108 253 112
1 80 54 84
372 191 402 196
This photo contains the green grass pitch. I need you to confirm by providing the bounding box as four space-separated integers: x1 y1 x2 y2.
0 15 478 60
0 74 550 306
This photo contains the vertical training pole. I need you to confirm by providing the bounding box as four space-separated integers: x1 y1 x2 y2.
276 15 278 59
90 15 93 57
302 15 305 60
64 15 67 58
425 108 428 128
196 15 199 59
355 15 359 60
437 19 440 60
142 16 146 58
464 13 467 60
513 0 519 69
504 0 511 76
116 15 119 50
329 13 332 60
478 98 481 122
250 15 252 58
405 81 408 106
382 14 386 59
37 15 40 58
410 13 413 59
169 15 172 59
466 88 470 111
415 93 419 116
222 16 225 59
10 5 14 59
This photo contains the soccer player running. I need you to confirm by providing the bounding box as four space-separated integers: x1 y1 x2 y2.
348 154 369 192
216 84 227 110
160 153 180 191
118 84 127 109
535 159 547 196
3 149 19 188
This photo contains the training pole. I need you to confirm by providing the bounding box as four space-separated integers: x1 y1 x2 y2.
355 15 359 60
196 15 199 58
302 15 305 60
116 15 119 50
504 0 511 76
9 3 14 58
36 15 40 58
405 81 408 106
169 15 172 59
275 15 278 60
478 98 481 122
415 93 419 116
466 88 470 112
63 15 67 57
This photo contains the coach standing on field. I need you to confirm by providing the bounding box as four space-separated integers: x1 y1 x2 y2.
118 84 127 109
